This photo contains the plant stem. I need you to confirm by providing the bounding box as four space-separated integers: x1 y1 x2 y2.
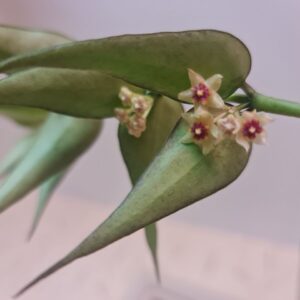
228 93 300 118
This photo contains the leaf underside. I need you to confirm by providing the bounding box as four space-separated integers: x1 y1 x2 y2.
0 30 251 102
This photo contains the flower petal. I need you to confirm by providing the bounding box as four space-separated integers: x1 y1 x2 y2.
258 113 273 125
208 91 225 109
178 89 194 103
206 74 223 91
188 68 205 86
235 134 250 152
254 132 267 144
181 112 195 126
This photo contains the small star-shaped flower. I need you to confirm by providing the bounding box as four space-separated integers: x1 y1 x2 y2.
178 69 225 109
181 108 220 155
115 86 153 138
235 110 272 152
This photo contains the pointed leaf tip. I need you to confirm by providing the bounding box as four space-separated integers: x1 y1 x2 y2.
118 96 183 281
16 115 250 295
27 170 67 240
0 114 101 214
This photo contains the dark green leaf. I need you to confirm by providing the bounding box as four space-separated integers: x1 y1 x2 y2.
15 116 250 297
0 105 48 127
0 25 71 125
0 68 128 118
118 96 183 281
0 30 251 99
0 25 70 59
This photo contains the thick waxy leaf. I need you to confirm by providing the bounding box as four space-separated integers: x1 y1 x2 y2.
0 113 101 213
0 25 70 125
28 170 67 240
0 133 36 177
0 25 70 59
16 116 250 296
0 105 48 127
0 68 124 118
0 30 251 99
0 68 127 118
118 96 183 281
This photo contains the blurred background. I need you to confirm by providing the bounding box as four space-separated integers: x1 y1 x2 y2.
0 0 300 299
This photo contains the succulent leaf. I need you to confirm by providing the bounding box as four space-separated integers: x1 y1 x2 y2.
0 105 48 127
27 170 67 240
0 25 70 59
0 25 70 125
0 68 131 118
118 96 183 281
0 30 251 100
15 115 250 297
0 133 36 177
0 113 101 214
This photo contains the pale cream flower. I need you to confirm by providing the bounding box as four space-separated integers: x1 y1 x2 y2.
115 86 153 138
181 108 220 155
235 110 272 152
118 86 133 106
216 111 241 143
178 69 225 109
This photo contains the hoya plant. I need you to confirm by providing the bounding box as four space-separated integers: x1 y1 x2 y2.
0 25 299 297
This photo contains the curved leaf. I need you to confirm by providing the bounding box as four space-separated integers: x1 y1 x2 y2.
28 170 67 240
0 113 101 213
15 117 250 296
0 25 71 125
0 30 251 99
0 105 48 127
118 96 183 281
0 25 70 59
0 68 126 118
0 133 36 177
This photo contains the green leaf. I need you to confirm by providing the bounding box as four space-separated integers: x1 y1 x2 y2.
0 105 48 127
28 170 67 240
0 30 251 99
0 68 128 118
0 25 70 59
0 25 71 125
0 113 101 213
144 223 160 281
118 96 183 281
15 116 250 297
0 133 36 177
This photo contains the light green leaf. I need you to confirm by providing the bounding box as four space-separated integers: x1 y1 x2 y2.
28 170 67 240
0 133 36 177
0 113 101 214
0 30 251 99
118 96 183 281
15 116 250 297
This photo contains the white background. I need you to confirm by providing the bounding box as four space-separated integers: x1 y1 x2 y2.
0 0 300 246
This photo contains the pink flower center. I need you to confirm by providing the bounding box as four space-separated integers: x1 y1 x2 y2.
192 83 210 104
191 122 208 140
242 119 263 139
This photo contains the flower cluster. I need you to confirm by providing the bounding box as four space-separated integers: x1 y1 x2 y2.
115 86 154 138
179 69 272 154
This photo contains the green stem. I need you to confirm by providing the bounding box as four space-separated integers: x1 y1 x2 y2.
228 93 300 118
